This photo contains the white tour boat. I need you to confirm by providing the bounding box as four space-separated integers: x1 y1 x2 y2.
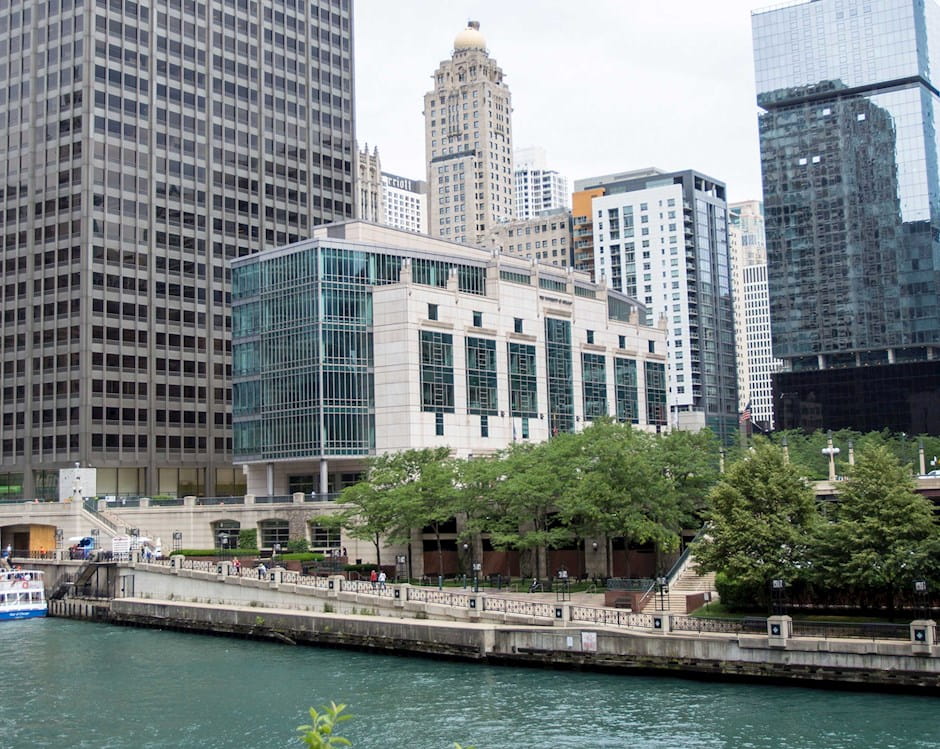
0 569 47 621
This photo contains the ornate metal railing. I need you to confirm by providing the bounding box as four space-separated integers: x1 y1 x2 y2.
341 579 395 597
569 605 654 629
482 597 554 618
671 615 767 634
790 620 910 641
280 571 330 589
405 587 470 607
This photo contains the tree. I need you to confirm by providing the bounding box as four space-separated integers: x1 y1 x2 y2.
561 420 681 578
485 440 576 579
693 439 818 603
328 448 456 572
653 427 720 526
383 447 457 577
811 444 940 613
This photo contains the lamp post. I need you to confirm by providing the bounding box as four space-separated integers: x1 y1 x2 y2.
220 533 229 562
172 531 182 553
822 431 840 481
914 579 929 620
462 542 469 589
771 579 786 615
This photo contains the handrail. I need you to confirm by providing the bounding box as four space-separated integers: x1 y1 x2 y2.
663 526 707 585
81 499 119 534
636 580 658 611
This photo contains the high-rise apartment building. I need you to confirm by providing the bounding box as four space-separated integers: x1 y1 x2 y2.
514 146 568 220
585 169 739 442
754 0 940 434
424 21 513 245
571 185 605 279
728 200 779 431
0 0 355 499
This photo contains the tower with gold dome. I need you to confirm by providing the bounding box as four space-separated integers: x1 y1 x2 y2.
424 21 514 246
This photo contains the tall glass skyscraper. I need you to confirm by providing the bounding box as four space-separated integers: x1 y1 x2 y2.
753 0 940 434
0 0 355 498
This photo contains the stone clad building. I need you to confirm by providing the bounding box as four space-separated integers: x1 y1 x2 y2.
425 21 514 245
230 222 668 497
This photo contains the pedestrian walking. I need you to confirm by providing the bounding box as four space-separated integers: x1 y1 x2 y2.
378 570 387 591
257 562 268 579
233 557 241 576
370 568 378 589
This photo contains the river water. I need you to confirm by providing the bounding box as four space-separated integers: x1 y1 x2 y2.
1 618 937 748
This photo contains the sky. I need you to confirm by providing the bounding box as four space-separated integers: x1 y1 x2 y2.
354 0 770 205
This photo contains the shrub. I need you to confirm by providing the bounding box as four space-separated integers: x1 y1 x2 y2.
714 571 764 611
287 538 310 553
238 529 257 549
279 552 324 562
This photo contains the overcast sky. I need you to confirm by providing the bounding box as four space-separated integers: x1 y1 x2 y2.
354 0 769 204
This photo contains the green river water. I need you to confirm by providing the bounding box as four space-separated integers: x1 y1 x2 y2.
1 618 937 748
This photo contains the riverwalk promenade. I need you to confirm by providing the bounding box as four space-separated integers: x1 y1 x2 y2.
31 554 940 694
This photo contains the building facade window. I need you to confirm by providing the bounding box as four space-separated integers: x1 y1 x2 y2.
615 358 639 424
545 318 573 434
644 361 667 425
508 342 538 417
581 353 607 421
420 331 454 413
466 337 497 415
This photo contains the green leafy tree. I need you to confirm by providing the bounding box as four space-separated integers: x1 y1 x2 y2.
810 444 940 613
330 456 405 568
486 440 576 579
653 427 721 525
561 420 681 578
694 439 818 604
381 447 457 576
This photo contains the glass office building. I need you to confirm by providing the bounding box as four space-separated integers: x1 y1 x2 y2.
0 0 354 498
753 0 940 433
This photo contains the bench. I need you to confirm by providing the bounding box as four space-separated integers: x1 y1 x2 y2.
613 598 633 611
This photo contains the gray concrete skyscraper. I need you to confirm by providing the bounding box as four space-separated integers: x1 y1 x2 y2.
0 0 355 498
754 0 940 434
424 21 514 246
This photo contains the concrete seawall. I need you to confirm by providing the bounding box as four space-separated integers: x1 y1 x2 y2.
49 594 940 694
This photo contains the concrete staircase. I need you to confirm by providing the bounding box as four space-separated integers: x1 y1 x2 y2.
642 559 718 615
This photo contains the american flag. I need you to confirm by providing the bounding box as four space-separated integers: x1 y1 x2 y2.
740 402 752 424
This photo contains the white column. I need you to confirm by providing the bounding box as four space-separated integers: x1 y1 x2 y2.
319 458 329 495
